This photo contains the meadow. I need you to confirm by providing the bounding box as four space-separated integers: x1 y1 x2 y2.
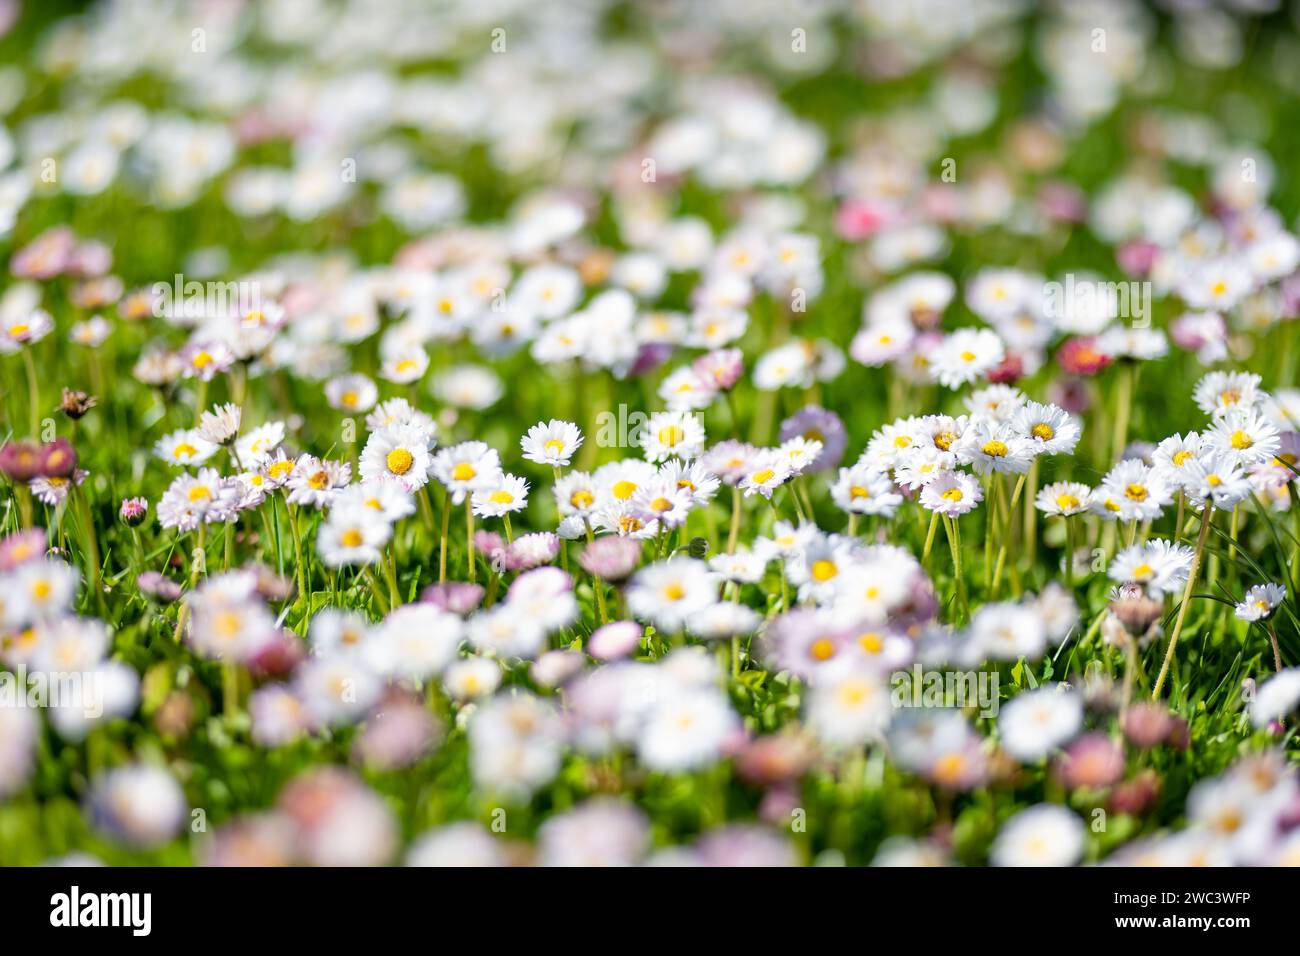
0 0 1299 866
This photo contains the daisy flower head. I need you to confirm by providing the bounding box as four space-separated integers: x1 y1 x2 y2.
657 459 721 507
180 340 234 381
1098 458 1173 522
739 450 792 499
954 419 1034 475
919 470 983 517
639 410 706 463
380 346 430 385
701 440 762 486
807 666 892 749
157 468 240 531
197 402 242 445
154 429 218 468
894 446 951 490
360 423 433 491
520 419 583 467
324 373 379 413
432 441 502 505
1013 401 1082 456
998 685 1083 763
990 804 1085 867
831 464 903 517
1235 583 1285 623
235 421 286 466
287 455 352 508
5 557 79 627
630 477 694 531
471 473 530 518
928 328 1005 389
1151 431 1204 490
964 384 1026 422
1183 452 1252 509
779 405 847 473
365 398 437 440
658 366 717 411
1205 407 1280 468
1035 481 1091 517
626 557 719 632
0 308 54 352
335 480 417 524
850 318 916 368
318 504 392 567
1193 371 1263 418
1109 539 1195 596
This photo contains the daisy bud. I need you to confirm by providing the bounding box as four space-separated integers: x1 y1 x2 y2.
0 441 44 482
420 582 485 615
40 437 77 478
1053 733 1125 790
119 496 149 526
579 536 642 581
587 620 642 661
1121 702 1176 749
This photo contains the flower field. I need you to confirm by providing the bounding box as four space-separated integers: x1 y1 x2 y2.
2 0 1300 868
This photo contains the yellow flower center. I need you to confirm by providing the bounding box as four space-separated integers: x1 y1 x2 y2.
811 560 838 582
960 350 977 362
941 488 964 502
859 632 882 654
1229 430 1253 450
810 638 836 661
650 496 674 512
663 583 685 601
658 425 684 446
452 463 477 482
1056 494 1080 511
341 528 364 547
1172 450 1194 466
386 448 414 475
571 490 594 509
934 431 955 451
751 469 775 485
1032 423 1055 441
1132 562 1153 580
489 490 514 504
849 485 869 500
188 485 212 502
612 480 637 500
1124 483 1147 502
174 442 198 459
981 440 1008 457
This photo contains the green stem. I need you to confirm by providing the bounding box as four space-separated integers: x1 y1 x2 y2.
1152 507 1213 700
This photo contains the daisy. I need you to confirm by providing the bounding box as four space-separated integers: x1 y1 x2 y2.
324 373 378 413
629 478 693 531
964 384 1026 422
154 429 218 468
1193 371 1263 417
1035 481 1091 516
334 480 417 524
954 420 1034 475
471 473 530 519
1151 432 1204 490
157 469 240 531
1183 452 1253 509
657 459 720 506
0 308 54 352
1109 539 1195 596
928 327 1005 389
637 687 739 773
708 548 768 585
850 319 915 367
893 447 950 490
317 505 392 567
997 686 1083 762
286 455 352 508
990 805 1085 867
365 398 437 439
1204 408 1280 467
1236 583 1286 623
688 602 761 641
520 419 584 467
1098 459 1173 522
777 436 824 475
235 421 286 466
379 346 430 384
1013 401 1082 456
626 558 719 631
432 441 502 504
197 403 242 445
830 465 902 517
739 451 791 499
639 410 706 462
5 558 79 627
360 423 433 491
919 471 983 517
807 667 892 748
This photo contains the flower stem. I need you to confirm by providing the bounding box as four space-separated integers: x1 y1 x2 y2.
944 515 969 624
466 502 476 583
1152 507 1213 700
